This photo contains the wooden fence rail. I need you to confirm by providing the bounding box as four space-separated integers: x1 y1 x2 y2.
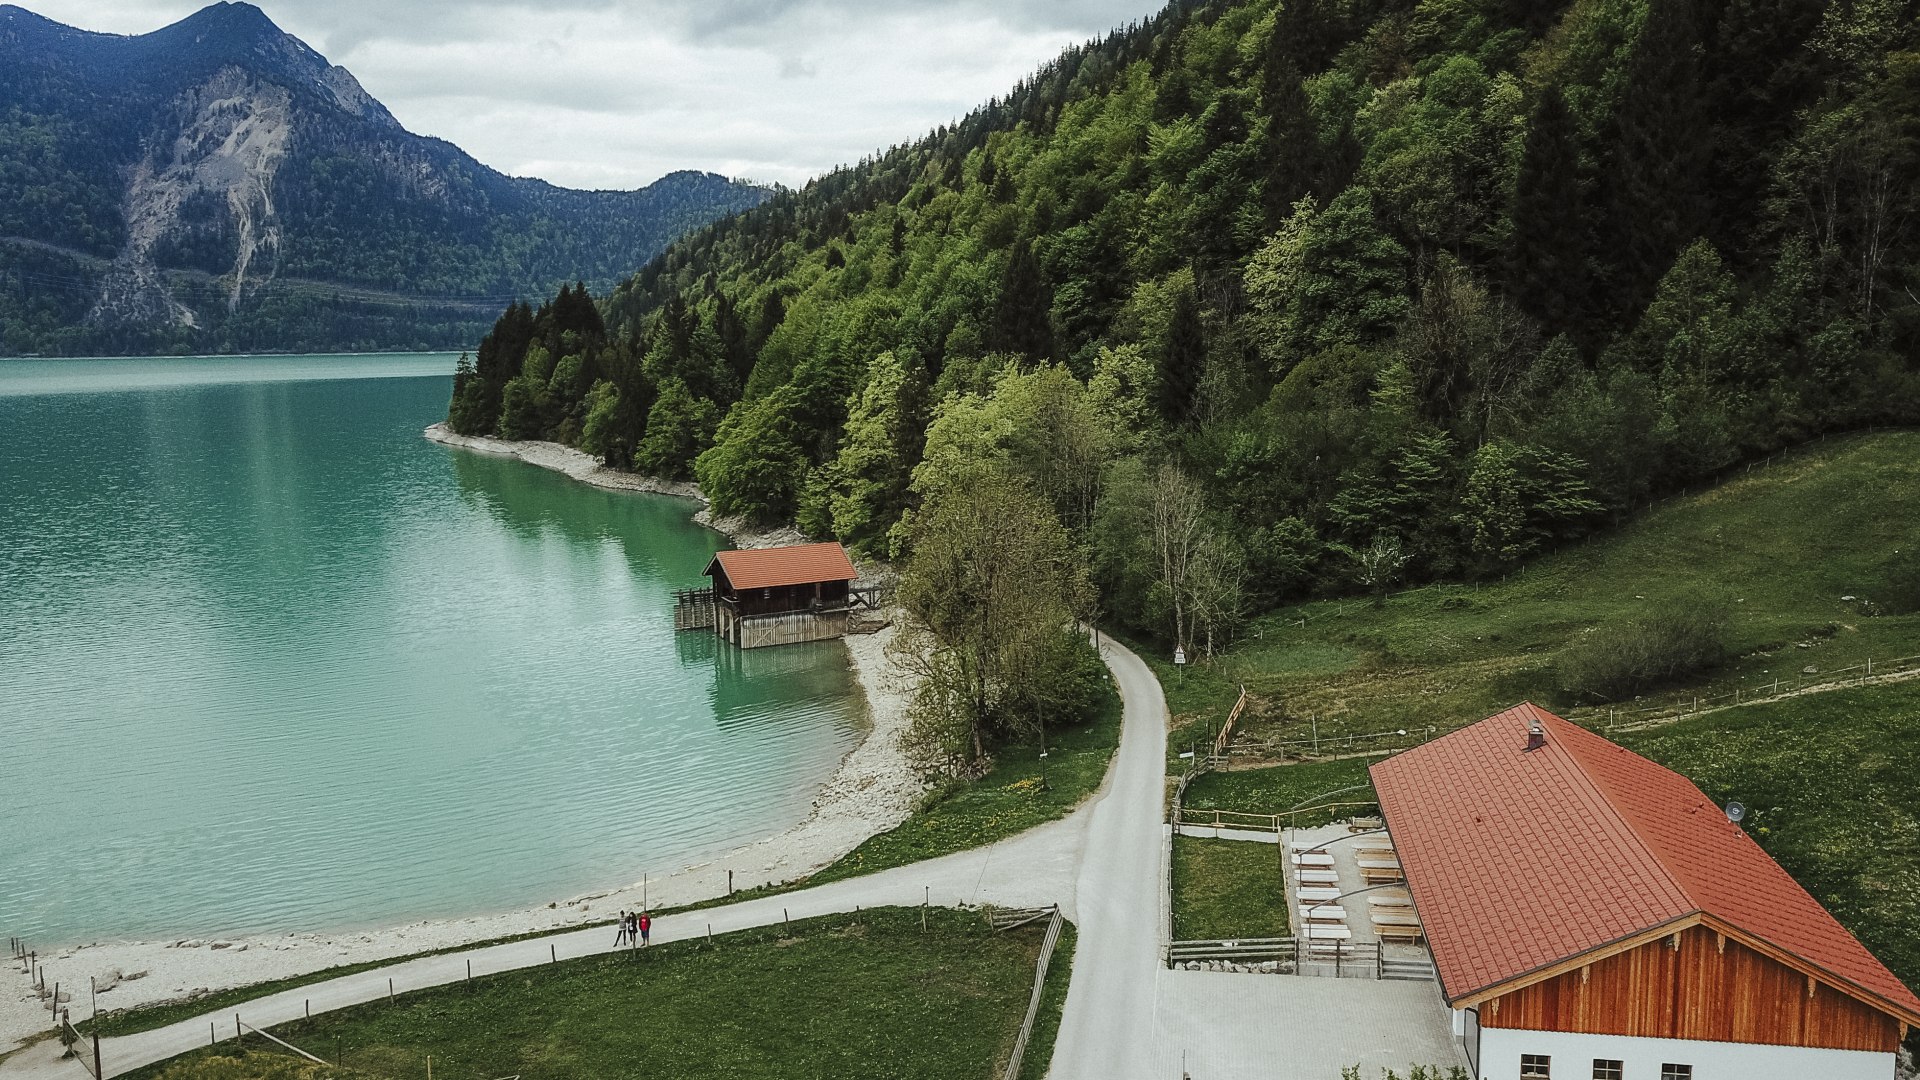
58 1012 100 1079
999 906 1065 1080
1173 801 1381 834
1213 685 1249 758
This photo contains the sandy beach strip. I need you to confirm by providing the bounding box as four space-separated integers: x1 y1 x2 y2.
0 429 922 1056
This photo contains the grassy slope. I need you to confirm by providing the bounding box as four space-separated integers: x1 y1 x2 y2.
807 684 1122 886
130 907 1062 1080
1154 430 1920 758
1170 837 1290 941
1152 431 1920 991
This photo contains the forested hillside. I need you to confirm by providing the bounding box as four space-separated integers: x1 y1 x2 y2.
451 0 1920 650
0 3 769 355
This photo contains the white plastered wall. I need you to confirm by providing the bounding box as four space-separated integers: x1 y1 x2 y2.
1474 1026 1895 1080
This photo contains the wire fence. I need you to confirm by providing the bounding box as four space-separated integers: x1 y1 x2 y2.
1571 653 1920 733
237 1017 328 1066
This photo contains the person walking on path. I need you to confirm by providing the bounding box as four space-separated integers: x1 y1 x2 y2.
614 911 631 947
638 911 651 947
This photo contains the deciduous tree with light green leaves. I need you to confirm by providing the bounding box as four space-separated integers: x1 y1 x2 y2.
894 469 1096 771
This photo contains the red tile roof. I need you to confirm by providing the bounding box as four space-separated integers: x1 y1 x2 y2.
1371 703 1920 1022
703 542 857 591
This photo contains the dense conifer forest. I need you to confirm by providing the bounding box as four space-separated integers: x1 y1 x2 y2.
451 0 1920 647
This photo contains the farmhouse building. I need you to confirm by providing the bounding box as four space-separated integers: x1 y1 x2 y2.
1371 703 1920 1080
687 542 861 649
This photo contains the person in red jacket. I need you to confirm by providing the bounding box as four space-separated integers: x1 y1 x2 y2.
638 910 652 947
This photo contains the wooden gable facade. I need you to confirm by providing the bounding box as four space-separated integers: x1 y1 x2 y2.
1479 922 1907 1054
707 561 852 617
690 543 863 650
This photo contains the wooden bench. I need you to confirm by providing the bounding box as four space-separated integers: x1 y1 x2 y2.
1292 852 1335 867
1358 862 1404 886
1297 886 1341 902
1373 919 1424 944
1300 905 1348 924
1366 894 1412 908
1295 869 1338 885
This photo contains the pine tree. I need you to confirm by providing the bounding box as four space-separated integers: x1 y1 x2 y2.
713 293 752 388
1599 0 1714 319
1702 0 1826 263
1259 45 1319 230
1507 85 1590 337
1271 0 1339 76
1158 286 1206 426
989 237 1054 361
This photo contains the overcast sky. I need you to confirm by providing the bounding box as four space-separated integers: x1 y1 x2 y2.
43 0 1169 190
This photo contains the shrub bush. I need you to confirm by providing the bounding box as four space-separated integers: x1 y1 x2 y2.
1881 550 1920 616
1558 595 1731 702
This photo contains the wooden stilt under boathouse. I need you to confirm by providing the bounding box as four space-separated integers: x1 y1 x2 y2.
674 542 869 649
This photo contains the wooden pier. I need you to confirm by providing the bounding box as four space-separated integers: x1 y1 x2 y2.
672 587 716 631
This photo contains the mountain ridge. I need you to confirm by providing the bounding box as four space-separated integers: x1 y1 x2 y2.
0 2 771 356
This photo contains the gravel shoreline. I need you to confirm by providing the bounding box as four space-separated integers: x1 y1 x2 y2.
0 432 923 1055
422 422 804 548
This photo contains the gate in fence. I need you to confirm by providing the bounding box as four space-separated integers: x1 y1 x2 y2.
58 1011 101 1079
1166 937 1434 982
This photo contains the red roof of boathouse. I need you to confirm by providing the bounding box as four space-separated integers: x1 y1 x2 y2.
1370 702 1920 1023
703 542 858 591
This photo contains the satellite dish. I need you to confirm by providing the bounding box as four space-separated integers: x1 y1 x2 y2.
1725 801 1747 824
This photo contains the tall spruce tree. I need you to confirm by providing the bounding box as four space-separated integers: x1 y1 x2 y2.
1260 49 1320 230
1508 85 1591 338
990 237 1054 361
1600 0 1714 318
1702 0 1827 264
1158 285 1207 426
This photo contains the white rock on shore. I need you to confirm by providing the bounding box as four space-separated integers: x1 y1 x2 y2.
422 422 805 549
0 433 925 1056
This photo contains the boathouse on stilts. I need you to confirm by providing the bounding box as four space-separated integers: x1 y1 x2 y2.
672 541 873 649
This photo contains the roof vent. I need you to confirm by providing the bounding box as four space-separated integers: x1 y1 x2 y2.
1524 718 1546 752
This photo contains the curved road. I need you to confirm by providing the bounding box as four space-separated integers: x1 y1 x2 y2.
1048 635 1168 1078
3 635 1171 1080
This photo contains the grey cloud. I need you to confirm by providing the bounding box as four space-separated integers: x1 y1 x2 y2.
39 0 1166 188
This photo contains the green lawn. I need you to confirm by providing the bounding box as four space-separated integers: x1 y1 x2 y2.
131 907 1068 1080
808 682 1123 886
1180 758 1378 830
1169 836 1289 941
1155 430 1920 757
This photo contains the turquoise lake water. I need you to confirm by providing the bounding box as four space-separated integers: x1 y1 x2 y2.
0 355 860 946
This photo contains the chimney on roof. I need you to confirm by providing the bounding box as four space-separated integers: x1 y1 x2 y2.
1525 718 1546 752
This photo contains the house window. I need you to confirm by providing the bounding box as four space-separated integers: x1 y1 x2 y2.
1521 1055 1551 1079
1593 1062 1623 1080
1661 1068 1693 1080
